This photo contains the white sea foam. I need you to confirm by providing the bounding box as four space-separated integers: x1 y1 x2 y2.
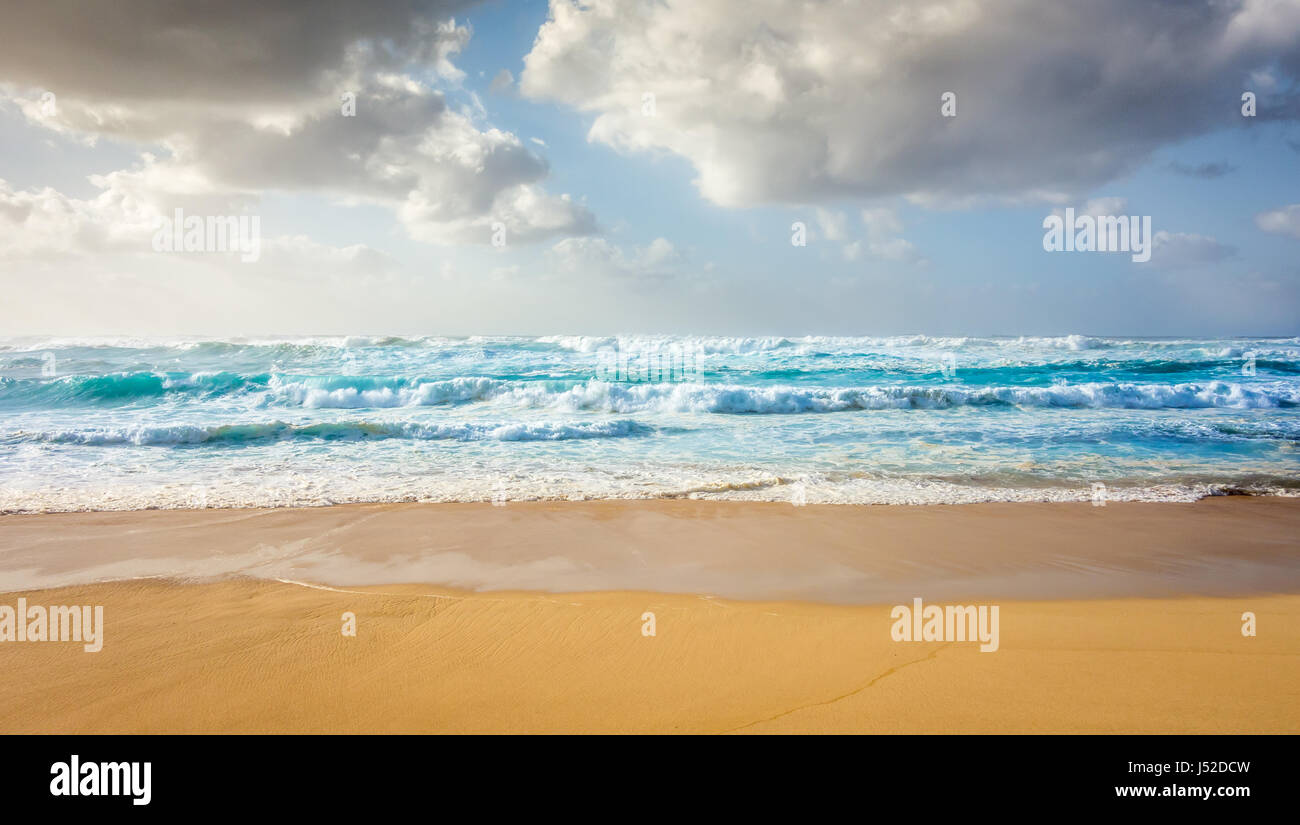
1 472 1293 514
261 378 1299 412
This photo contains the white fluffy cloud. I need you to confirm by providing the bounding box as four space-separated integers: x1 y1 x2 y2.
1255 204 1300 238
0 177 399 283
862 208 923 264
1151 231 1236 268
814 208 849 242
522 0 1300 207
2 1 595 246
808 206 923 263
0 180 155 259
547 236 683 279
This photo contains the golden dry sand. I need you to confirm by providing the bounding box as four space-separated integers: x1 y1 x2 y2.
1 498 1297 733
0 579 1296 733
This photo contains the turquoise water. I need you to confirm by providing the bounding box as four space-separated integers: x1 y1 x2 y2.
1 334 1297 511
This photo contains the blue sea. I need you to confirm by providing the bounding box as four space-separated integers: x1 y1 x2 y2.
1 334 1297 512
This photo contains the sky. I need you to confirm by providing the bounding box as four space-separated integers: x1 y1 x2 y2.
0 0 1298 337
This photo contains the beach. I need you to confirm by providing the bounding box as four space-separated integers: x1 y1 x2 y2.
2 498 1297 733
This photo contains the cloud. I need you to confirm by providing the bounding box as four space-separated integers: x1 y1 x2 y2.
1 1 595 245
0 179 156 259
1255 204 1300 238
807 205 922 262
1166 161 1237 179
521 0 1300 207
2 3 476 139
860 207 923 263
490 69 516 95
257 235 402 280
547 236 683 279
814 208 849 241
861 208 905 239
1151 231 1236 268
1049 197 1129 221
0 177 398 281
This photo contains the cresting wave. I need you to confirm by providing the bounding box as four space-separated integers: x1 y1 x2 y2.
7 413 1296 448
485 380 1300 413
7 418 652 446
276 377 1298 412
0 371 256 404
3 372 1296 411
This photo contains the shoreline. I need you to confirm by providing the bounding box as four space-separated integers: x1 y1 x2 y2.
3 497 1299 602
5 484 1296 516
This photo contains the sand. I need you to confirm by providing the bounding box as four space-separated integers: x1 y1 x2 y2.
4 497 1300 601
1 498 1298 733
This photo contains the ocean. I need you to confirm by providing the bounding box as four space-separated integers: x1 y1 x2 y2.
1 334 1297 512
